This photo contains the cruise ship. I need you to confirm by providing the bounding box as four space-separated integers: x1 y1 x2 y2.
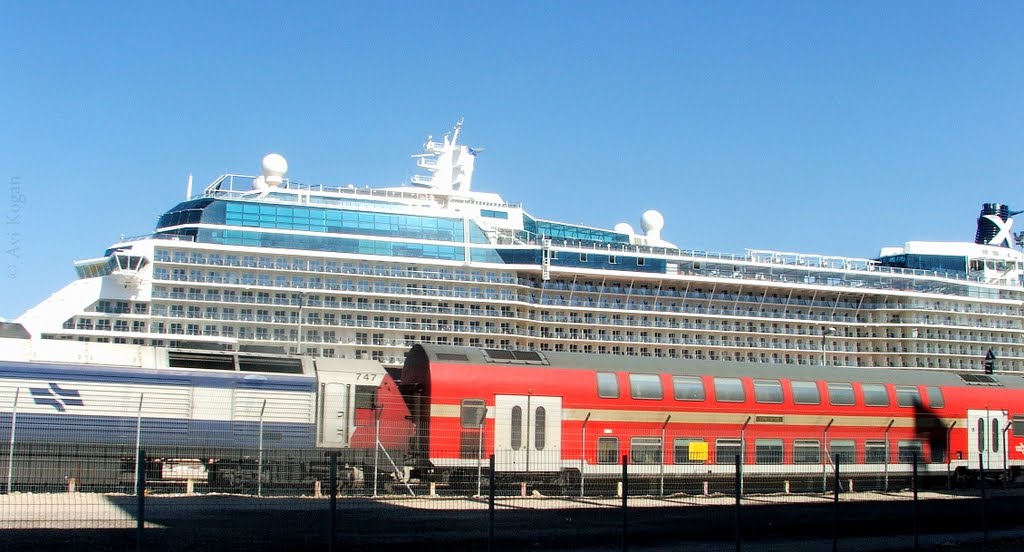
15 123 1024 373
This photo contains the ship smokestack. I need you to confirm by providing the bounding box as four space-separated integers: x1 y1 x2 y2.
975 203 1023 247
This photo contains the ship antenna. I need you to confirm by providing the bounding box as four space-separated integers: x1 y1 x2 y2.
186 173 193 199
452 118 463 145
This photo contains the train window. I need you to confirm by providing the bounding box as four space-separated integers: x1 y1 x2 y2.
897 440 924 463
1013 415 1024 437
978 418 985 452
715 439 742 464
793 440 821 464
672 376 705 401
829 440 856 464
535 407 546 451
992 419 1000 454
713 377 745 403
597 372 620 399
354 385 378 409
827 383 855 406
753 380 783 404
597 437 620 464
510 406 523 450
460 399 486 428
630 437 663 464
865 440 888 464
926 387 944 409
895 386 921 407
629 374 663 400
791 381 821 405
673 438 708 464
861 383 889 407
930 440 945 464
755 439 783 464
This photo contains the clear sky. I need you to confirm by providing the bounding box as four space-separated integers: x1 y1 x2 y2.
2 1 1023 319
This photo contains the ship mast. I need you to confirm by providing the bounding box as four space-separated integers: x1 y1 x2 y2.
410 120 480 194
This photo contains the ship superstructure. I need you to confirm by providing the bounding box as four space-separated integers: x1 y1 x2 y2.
16 123 1024 372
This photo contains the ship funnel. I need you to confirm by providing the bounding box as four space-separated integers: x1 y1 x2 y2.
975 203 1023 248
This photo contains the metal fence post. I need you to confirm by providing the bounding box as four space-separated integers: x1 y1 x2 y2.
136 448 146 552
6 388 19 494
488 454 495 552
912 453 919 551
622 454 629 552
832 457 839 552
257 399 267 497
580 413 590 498
735 454 742 552
979 453 987 544
134 393 144 495
329 452 337 552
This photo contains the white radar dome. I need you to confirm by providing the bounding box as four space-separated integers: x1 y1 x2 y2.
641 210 665 241
614 223 635 235
261 153 288 186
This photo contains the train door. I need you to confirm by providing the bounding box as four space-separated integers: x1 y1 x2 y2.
967 409 1009 471
493 395 562 473
317 381 354 448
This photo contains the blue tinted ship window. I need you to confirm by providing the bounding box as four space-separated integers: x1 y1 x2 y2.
156 198 215 229
198 229 465 261
220 202 466 242
468 221 490 244
471 248 505 263
521 214 629 245
481 209 508 220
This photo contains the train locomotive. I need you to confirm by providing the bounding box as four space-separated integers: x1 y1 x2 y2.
401 344 1024 493
0 327 412 493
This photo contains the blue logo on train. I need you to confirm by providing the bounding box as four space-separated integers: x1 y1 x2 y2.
29 383 84 412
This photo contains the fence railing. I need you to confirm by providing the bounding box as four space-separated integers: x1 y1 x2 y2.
0 445 1015 551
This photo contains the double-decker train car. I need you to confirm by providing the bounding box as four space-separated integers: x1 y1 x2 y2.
402 344 1024 492
0 325 412 491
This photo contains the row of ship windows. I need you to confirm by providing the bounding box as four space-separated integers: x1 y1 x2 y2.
46 325 1008 372
146 273 1021 330
143 286 1016 337
97 309 1020 361
141 290 1019 347
152 250 1021 315
154 250 516 282
65 313 1017 362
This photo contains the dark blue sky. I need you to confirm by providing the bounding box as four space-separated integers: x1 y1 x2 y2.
2 1 1023 318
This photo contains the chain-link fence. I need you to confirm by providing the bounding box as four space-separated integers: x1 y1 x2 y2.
1 400 1022 551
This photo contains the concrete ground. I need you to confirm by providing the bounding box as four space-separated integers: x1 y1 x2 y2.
0 488 1021 551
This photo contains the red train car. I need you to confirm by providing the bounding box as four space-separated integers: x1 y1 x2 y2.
401 344 1024 491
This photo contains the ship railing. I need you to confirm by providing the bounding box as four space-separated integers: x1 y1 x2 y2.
116 232 195 243
524 234 1015 287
